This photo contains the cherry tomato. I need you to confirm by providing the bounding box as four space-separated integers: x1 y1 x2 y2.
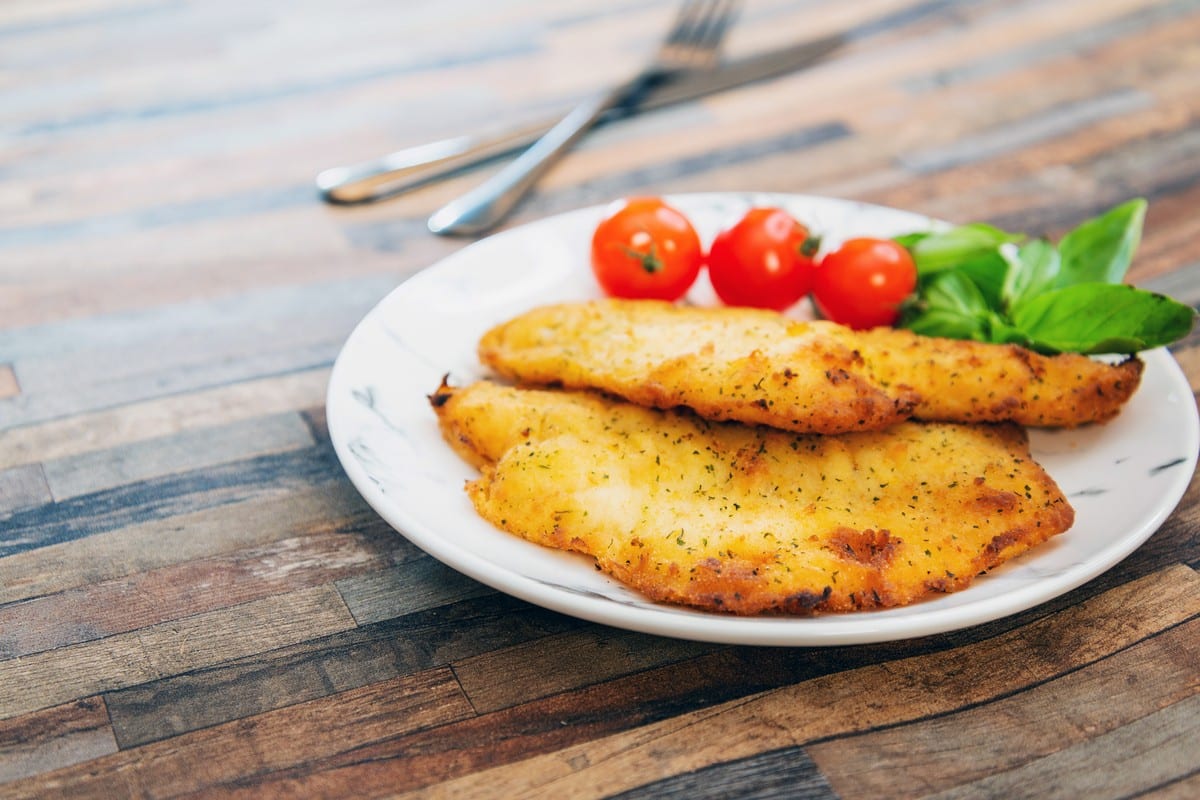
811 237 918 329
705 207 818 310
590 197 703 301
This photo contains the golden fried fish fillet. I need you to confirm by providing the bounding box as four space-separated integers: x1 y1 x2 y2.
477 299 1142 433
430 379 1075 615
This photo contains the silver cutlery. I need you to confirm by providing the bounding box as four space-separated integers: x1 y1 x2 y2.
426 0 741 237
315 32 844 207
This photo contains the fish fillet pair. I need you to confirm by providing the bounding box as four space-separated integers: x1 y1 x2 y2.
433 300 1142 615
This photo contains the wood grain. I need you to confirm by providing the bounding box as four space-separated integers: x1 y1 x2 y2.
0 698 116 785
382 566 1200 800
201 636 764 798
0 368 329 471
0 298 380 430
0 529 395 659
103 592 578 749
1 669 475 800
0 443 344 560
40 411 314 501
334 556 497 625
0 464 51 513
921 693 1200 800
0 366 18 400
609 747 837 800
452 628 720 714
0 584 356 721
0 481 383 606
809 618 1200 796
183 565 1200 799
1139 772 1200 800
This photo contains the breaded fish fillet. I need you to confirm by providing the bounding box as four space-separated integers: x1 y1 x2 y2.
430 379 1075 615
478 299 1142 433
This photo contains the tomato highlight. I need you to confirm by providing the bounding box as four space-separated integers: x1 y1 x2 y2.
588 199 920 330
705 207 818 311
812 237 918 329
590 197 703 301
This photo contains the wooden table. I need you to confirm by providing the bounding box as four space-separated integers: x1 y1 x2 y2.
3 1 1198 797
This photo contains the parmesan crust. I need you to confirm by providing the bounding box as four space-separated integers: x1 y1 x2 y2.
478 299 1142 432
431 380 1075 615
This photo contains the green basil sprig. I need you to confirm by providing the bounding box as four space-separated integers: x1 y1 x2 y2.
895 198 1195 354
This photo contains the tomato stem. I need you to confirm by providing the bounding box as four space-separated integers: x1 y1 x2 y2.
799 234 821 258
623 244 664 274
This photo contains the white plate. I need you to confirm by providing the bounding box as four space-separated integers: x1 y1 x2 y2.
326 193 1199 646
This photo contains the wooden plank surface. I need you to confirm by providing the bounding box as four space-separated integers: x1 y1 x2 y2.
0 367 18 401
2 0 1199 797
808 618 1200 796
0 699 117 785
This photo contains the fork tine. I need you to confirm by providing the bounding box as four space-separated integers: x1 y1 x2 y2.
662 0 739 61
426 0 742 234
663 0 709 48
694 0 739 49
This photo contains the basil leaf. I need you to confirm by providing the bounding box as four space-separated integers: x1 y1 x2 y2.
1001 239 1060 312
904 223 1023 276
895 199 1192 354
1011 283 1195 354
1056 197 1146 287
985 311 1034 348
892 231 930 250
903 309 986 340
899 271 991 340
956 249 1011 310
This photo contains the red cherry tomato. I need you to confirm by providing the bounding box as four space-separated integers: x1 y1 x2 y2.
590 197 703 301
812 238 918 329
706 207 818 310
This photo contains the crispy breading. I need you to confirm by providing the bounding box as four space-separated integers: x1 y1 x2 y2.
478 299 918 434
430 379 1075 615
854 325 1143 427
477 299 1143 432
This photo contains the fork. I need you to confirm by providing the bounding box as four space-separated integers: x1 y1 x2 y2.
427 0 740 236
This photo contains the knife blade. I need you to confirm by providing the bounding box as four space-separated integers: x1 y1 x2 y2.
316 33 844 205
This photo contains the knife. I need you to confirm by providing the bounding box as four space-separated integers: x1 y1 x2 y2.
315 33 844 205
